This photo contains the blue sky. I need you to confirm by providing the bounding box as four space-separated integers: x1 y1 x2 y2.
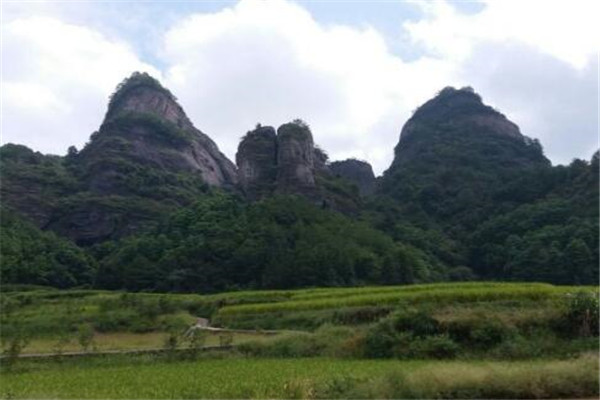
2 0 598 174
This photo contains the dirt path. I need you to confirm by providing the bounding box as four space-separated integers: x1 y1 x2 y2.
1 345 233 359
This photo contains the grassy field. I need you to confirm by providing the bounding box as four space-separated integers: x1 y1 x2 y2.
1 353 597 399
9 331 277 355
1 282 598 399
1 282 597 350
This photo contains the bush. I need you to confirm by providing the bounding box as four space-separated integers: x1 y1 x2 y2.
363 320 398 358
408 334 459 359
392 310 440 337
444 318 515 348
561 291 599 337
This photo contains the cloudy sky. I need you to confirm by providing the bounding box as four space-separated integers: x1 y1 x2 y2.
2 0 598 174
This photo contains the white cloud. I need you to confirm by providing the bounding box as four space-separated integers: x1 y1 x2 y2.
161 0 458 174
406 0 600 69
1 16 159 154
404 0 599 164
1 0 597 175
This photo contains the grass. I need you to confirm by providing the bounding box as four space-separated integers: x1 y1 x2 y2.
3 331 281 355
2 282 596 338
1 282 598 399
1 353 597 399
215 282 592 317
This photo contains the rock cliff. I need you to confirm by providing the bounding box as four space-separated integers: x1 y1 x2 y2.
235 120 365 212
78 72 237 196
236 126 278 200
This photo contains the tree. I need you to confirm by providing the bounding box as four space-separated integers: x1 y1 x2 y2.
564 239 593 284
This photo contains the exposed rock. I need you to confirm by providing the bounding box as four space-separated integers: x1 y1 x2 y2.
236 126 278 200
330 159 376 196
275 122 317 197
234 121 362 213
79 72 237 196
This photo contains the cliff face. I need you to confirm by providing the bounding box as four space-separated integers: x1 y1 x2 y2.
78 72 237 196
236 126 278 200
235 121 367 211
330 159 376 196
236 122 318 199
275 122 318 197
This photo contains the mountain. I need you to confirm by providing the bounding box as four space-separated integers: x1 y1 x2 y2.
1 80 597 290
378 86 549 232
370 86 598 283
1 72 238 245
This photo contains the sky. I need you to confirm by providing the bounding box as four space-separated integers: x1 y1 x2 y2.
2 0 599 175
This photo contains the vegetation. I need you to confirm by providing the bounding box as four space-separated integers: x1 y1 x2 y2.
1 81 598 291
0 208 96 288
106 72 177 118
1 283 597 398
2 283 597 358
375 127 598 285
93 194 419 292
1 355 597 399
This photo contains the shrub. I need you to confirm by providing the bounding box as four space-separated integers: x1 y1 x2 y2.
409 334 459 359
562 291 599 337
363 320 398 358
444 318 515 348
392 310 440 337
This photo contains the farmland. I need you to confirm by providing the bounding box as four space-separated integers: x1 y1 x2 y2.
1 282 598 398
2 354 598 399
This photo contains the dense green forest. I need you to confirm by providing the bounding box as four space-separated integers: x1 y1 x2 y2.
93 194 421 292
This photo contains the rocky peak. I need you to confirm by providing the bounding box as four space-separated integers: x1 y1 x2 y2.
104 72 192 130
400 86 522 144
330 159 376 196
381 85 550 208
236 125 278 200
276 121 317 195
235 120 364 212
390 86 548 171
77 72 237 195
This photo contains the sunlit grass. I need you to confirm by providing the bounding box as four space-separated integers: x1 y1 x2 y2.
1 354 597 399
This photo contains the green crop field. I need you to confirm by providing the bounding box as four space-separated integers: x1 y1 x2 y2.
2 354 597 399
1 282 598 399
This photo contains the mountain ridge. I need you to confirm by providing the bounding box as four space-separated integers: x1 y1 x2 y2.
1 74 597 290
